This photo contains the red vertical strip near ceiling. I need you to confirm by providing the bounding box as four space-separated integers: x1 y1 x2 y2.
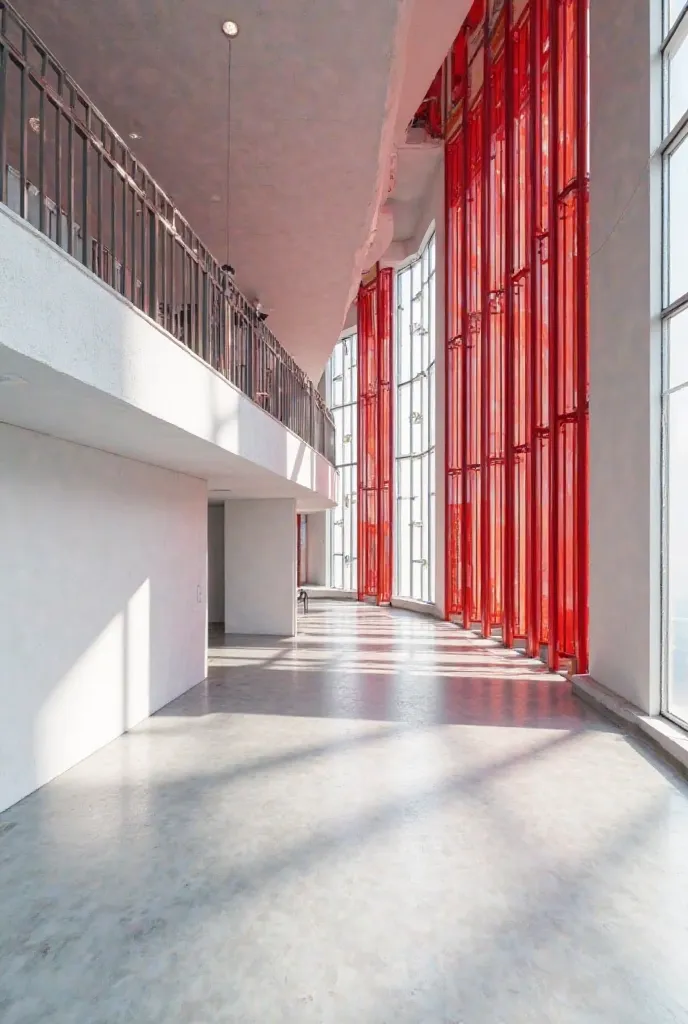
503 0 516 649
547 0 561 671
486 19 506 634
553 0 589 672
443 0 588 673
480 14 492 639
377 267 394 605
466 94 483 627
511 4 532 644
356 265 394 605
527 0 543 658
445 35 468 621
576 0 590 674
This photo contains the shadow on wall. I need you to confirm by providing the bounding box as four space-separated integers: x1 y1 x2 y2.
0 422 207 815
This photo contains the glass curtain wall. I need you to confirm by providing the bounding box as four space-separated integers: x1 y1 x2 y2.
662 0 688 726
395 232 436 602
326 331 358 590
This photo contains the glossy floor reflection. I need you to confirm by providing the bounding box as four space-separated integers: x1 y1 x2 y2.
2 602 688 1023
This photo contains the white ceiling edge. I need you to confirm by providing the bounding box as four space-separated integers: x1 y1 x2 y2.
0 345 336 510
336 0 472 348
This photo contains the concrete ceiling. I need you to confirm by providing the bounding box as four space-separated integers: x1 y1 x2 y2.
14 0 469 381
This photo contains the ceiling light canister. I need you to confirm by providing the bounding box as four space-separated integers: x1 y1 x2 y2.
221 20 239 37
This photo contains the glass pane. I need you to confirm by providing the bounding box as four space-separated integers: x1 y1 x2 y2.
668 136 688 304
668 304 688 389
411 378 423 454
668 0 687 35
668 22 688 133
666 385 688 726
326 328 359 589
428 365 436 449
398 383 412 457
394 232 436 602
398 268 412 383
397 459 412 597
343 338 352 405
333 407 344 466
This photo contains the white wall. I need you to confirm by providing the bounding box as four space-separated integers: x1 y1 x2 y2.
306 511 328 585
0 424 208 813
224 499 297 636
207 504 225 625
588 0 661 712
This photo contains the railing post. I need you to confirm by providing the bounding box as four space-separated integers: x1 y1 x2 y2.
247 315 254 399
201 260 209 365
0 6 6 207
148 208 157 321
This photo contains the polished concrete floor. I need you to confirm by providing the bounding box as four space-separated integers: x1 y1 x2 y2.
2 602 688 1023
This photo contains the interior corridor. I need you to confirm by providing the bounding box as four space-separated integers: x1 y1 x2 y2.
2 603 688 1022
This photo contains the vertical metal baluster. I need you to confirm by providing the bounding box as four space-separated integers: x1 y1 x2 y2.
181 242 187 345
140 176 147 312
96 122 102 278
201 257 209 362
192 253 199 354
148 202 157 320
19 30 27 219
38 53 47 235
66 85 74 255
187 249 192 349
120 149 127 295
109 135 116 289
160 197 167 327
54 72 63 248
81 114 89 267
0 6 7 206
170 231 176 337
130 161 137 304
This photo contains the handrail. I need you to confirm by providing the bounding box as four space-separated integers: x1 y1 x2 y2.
0 1 335 464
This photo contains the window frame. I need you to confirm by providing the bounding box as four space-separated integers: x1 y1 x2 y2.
326 328 358 591
661 0 688 727
393 228 437 604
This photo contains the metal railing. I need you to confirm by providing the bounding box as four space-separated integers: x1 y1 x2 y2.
0 1 335 464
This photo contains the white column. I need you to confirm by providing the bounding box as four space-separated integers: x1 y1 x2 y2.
588 0 662 712
224 498 297 636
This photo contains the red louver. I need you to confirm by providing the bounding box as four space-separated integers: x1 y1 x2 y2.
444 0 589 674
357 265 394 605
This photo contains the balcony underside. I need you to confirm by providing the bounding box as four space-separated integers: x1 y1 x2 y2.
0 205 336 510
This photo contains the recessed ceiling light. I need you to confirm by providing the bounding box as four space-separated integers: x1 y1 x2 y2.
129 131 142 141
210 194 221 203
221 19 239 37
0 373 27 385
28 117 40 134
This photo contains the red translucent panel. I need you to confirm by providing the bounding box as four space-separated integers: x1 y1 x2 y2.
357 266 394 605
443 0 589 673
